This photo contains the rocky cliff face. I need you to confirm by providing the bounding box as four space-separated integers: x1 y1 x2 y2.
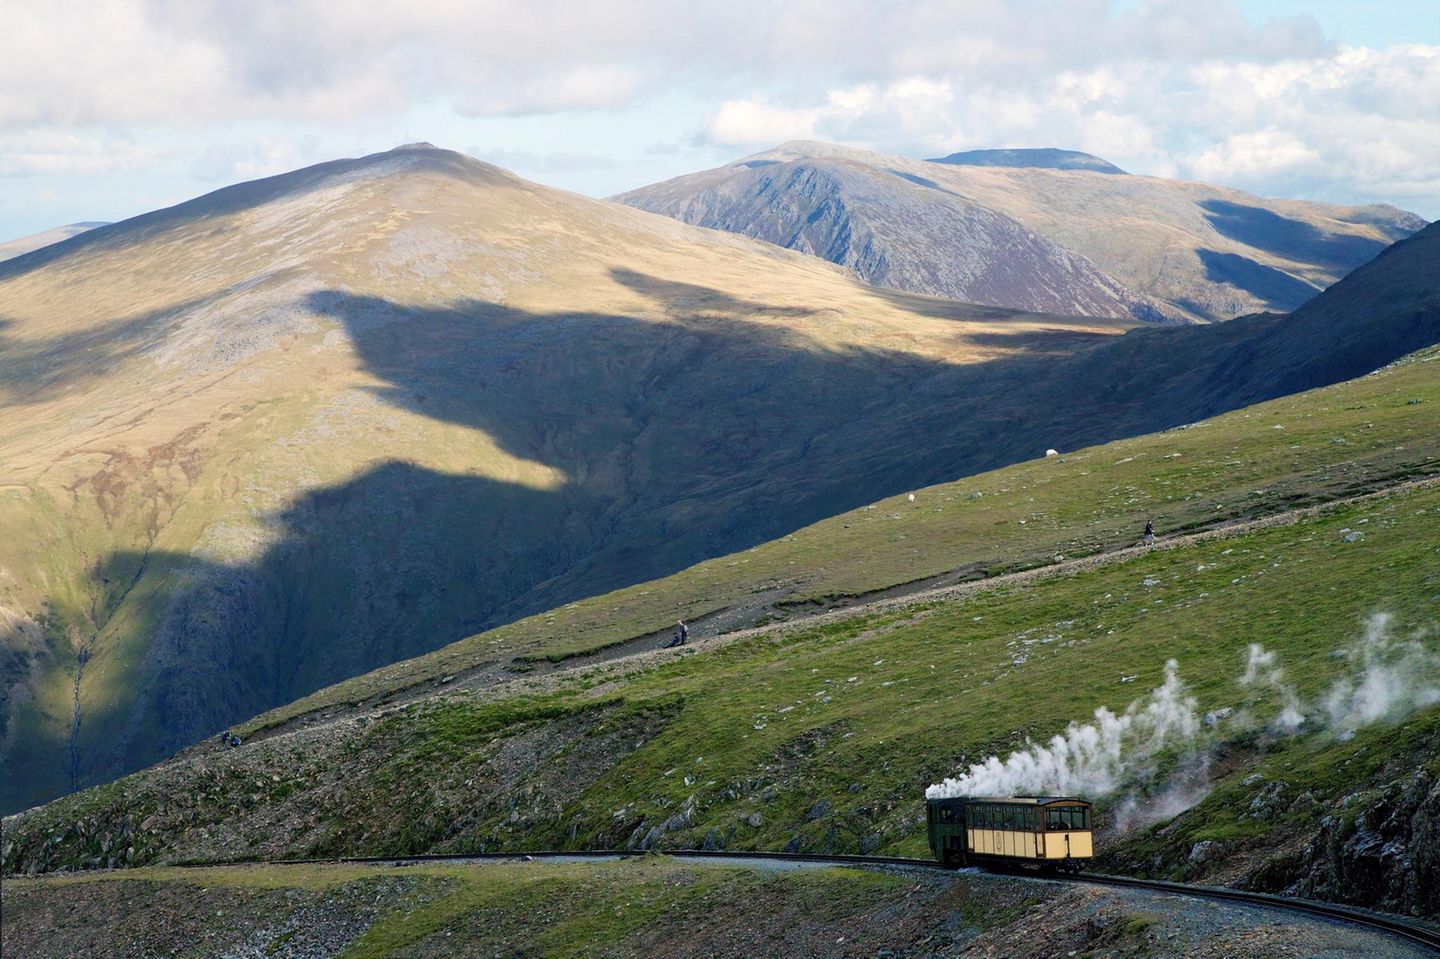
629 159 1168 322
616 141 1425 324
1237 768 1440 919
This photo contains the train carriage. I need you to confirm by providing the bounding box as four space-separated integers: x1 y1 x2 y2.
926 795 1093 872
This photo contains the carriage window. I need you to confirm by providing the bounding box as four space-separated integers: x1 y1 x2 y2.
1047 807 1091 829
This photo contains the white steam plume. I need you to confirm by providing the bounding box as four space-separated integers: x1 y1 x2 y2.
926 660 1199 799
1109 754 1212 833
1239 643 1305 732
1323 614 1440 738
925 614 1439 826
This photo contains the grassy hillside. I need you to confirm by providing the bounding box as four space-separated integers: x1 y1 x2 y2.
6 345 1437 920
4 143 1430 817
234 343 1440 731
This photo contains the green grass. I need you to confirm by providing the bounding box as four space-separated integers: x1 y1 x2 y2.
10 475 1436 878
241 348 1440 736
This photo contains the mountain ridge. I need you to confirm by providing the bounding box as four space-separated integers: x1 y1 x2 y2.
615 140 1424 323
0 143 1139 812
927 147 1126 174
0 222 109 263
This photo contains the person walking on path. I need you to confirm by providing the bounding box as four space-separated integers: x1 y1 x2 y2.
1142 519 1155 547
665 620 689 648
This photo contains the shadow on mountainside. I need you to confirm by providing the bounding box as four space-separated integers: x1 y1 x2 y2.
1197 249 1320 311
0 299 210 405
12 227 1439 811
1199 199 1395 271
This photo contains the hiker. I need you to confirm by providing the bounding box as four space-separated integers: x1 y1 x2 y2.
1142 519 1155 547
229 734 242 748
665 621 689 648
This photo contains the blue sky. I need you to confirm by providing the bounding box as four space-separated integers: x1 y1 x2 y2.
2 0 1437 241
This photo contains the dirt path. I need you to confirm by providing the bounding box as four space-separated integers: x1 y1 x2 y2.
452 472 1440 697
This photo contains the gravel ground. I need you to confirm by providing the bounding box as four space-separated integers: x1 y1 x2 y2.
4 856 1432 958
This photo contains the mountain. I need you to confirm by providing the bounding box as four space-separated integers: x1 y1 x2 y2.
0 143 1137 813
928 147 1126 174
6 326 1438 927
614 141 1424 323
0 222 108 262
0 144 1433 817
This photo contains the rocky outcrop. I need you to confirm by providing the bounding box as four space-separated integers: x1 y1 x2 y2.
1273 771 1440 918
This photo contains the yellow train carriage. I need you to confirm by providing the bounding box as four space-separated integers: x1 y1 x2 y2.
926 795 1093 872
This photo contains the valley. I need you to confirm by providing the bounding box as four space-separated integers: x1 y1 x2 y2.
5 145 1429 816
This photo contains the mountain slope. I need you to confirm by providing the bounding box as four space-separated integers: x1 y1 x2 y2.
6 338 1437 923
0 222 108 262
0 145 1433 817
615 141 1423 323
0 144 1139 813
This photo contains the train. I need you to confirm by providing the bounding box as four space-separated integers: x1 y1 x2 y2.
926 795 1093 872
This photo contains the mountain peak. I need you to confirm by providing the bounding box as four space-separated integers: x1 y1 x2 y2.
927 148 1126 175
391 141 441 152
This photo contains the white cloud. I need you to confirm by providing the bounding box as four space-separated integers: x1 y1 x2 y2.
1 0 1337 127
700 43 1440 212
191 136 325 182
0 131 162 176
705 98 826 145
0 0 1435 216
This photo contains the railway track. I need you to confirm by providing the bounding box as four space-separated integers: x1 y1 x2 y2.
267 848 1440 953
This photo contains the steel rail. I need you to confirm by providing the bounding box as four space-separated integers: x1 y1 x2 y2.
261 848 1440 953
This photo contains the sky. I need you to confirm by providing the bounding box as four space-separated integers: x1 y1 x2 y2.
2 0 1437 240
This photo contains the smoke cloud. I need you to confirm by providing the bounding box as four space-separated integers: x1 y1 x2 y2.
926 614 1440 820
1239 643 1305 732
925 660 1199 799
1323 614 1440 738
